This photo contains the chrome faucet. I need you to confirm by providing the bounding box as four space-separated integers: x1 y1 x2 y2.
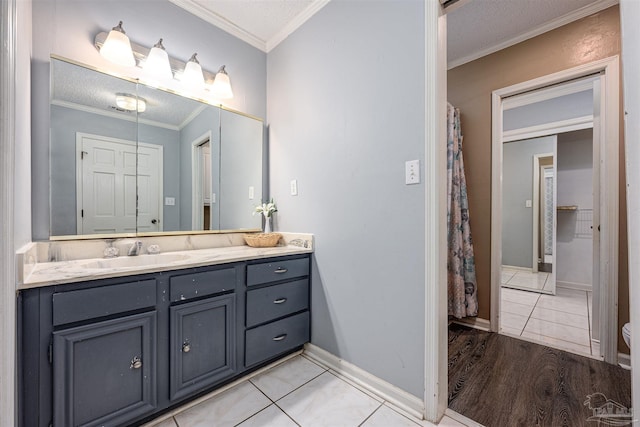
128 240 143 256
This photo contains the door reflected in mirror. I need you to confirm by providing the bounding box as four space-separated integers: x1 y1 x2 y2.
501 136 557 294
49 57 264 239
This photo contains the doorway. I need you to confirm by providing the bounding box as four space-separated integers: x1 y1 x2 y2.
491 58 620 363
191 131 214 230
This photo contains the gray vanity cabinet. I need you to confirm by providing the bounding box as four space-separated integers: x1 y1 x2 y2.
244 257 311 367
169 294 236 400
52 311 157 427
19 254 311 427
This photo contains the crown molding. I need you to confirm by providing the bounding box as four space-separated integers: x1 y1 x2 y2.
266 1 331 52
448 0 619 69
168 0 267 52
52 99 181 131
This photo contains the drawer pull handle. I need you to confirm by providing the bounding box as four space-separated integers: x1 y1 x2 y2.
273 334 287 342
274 267 288 274
273 298 287 304
182 342 191 353
130 356 142 370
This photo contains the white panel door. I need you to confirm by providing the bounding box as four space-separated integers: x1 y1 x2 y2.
77 134 162 235
136 142 163 233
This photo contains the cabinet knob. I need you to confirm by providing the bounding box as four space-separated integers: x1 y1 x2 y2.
273 298 287 304
182 342 191 353
272 334 287 342
274 267 288 274
130 356 142 370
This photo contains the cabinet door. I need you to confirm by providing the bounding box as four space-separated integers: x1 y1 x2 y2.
53 311 157 427
170 294 236 400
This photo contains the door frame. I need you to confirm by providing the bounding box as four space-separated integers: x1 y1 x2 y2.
490 56 620 363
531 150 555 278
191 131 213 230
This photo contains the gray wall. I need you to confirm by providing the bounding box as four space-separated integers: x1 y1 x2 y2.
502 136 556 268
267 0 426 398
220 110 263 230
557 129 593 287
179 106 221 231
32 0 266 240
503 89 593 131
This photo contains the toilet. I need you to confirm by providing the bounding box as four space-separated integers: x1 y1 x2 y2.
623 322 631 349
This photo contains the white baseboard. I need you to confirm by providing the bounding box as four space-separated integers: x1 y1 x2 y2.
618 352 631 369
452 317 491 332
303 343 425 420
557 281 593 292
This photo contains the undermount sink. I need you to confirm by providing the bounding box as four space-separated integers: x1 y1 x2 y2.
81 253 191 269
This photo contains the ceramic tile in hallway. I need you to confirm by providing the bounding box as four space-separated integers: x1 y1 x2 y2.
145 355 466 427
500 287 594 358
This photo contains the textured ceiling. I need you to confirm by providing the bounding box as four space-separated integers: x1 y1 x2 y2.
173 0 615 64
193 0 315 42
51 59 207 129
447 0 617 67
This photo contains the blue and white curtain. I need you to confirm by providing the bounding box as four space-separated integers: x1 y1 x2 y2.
447 104 478 319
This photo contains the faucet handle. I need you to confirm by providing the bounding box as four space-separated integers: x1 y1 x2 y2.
147 244 161 255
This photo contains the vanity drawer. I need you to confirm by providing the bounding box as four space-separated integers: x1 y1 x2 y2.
245 311 310 367
246 257 309 287
170 267 236 302
52 279 157 326
246 279 309 327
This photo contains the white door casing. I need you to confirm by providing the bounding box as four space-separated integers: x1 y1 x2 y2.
191 131 213 230
491 57 619 363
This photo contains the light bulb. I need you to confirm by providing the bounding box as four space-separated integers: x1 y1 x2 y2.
100 21 136 67
210 65 234 99
143 38 173 82
182 53 205 90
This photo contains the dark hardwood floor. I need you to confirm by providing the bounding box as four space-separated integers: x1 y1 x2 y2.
448 324 632 426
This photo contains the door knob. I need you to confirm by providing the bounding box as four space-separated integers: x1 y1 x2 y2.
151 219 158 224
182 342 191 353
130 356 142 369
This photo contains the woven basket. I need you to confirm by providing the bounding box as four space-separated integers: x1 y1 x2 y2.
243 232 282 248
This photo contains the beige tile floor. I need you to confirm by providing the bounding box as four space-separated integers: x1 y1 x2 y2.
501 267 552 293
145 355 468 427
500 285 596 357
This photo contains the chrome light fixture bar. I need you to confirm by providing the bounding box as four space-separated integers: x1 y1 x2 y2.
94 31 233 99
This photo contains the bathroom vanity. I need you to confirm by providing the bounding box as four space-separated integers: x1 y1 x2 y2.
18 237 312 427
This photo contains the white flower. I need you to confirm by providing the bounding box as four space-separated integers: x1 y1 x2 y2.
253 199 277 218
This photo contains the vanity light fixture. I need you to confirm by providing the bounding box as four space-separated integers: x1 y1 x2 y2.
210 65 234 99
142 38 173 82
99 21 136 67
95 26 234 99
115 93 146 113
182 53 206 90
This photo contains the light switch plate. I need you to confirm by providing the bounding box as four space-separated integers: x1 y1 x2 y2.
525 199 532 208
164 197 175 206
405 160 420 184
249 186 254 200
290 179 298 196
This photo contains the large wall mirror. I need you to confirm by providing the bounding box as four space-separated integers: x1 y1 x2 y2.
50 57 263 238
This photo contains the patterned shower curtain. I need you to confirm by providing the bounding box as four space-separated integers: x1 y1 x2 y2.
447 104 478 319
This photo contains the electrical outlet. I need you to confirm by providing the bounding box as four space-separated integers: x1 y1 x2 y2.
290 179 298 196
164 197 175 206
525 199 532 208
405 160 420 184
249 186 254 200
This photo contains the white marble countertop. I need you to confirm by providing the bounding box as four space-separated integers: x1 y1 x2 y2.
20 245 312 289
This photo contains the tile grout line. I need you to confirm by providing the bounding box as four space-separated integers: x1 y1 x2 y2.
356 401 385 427
518 292 541 336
